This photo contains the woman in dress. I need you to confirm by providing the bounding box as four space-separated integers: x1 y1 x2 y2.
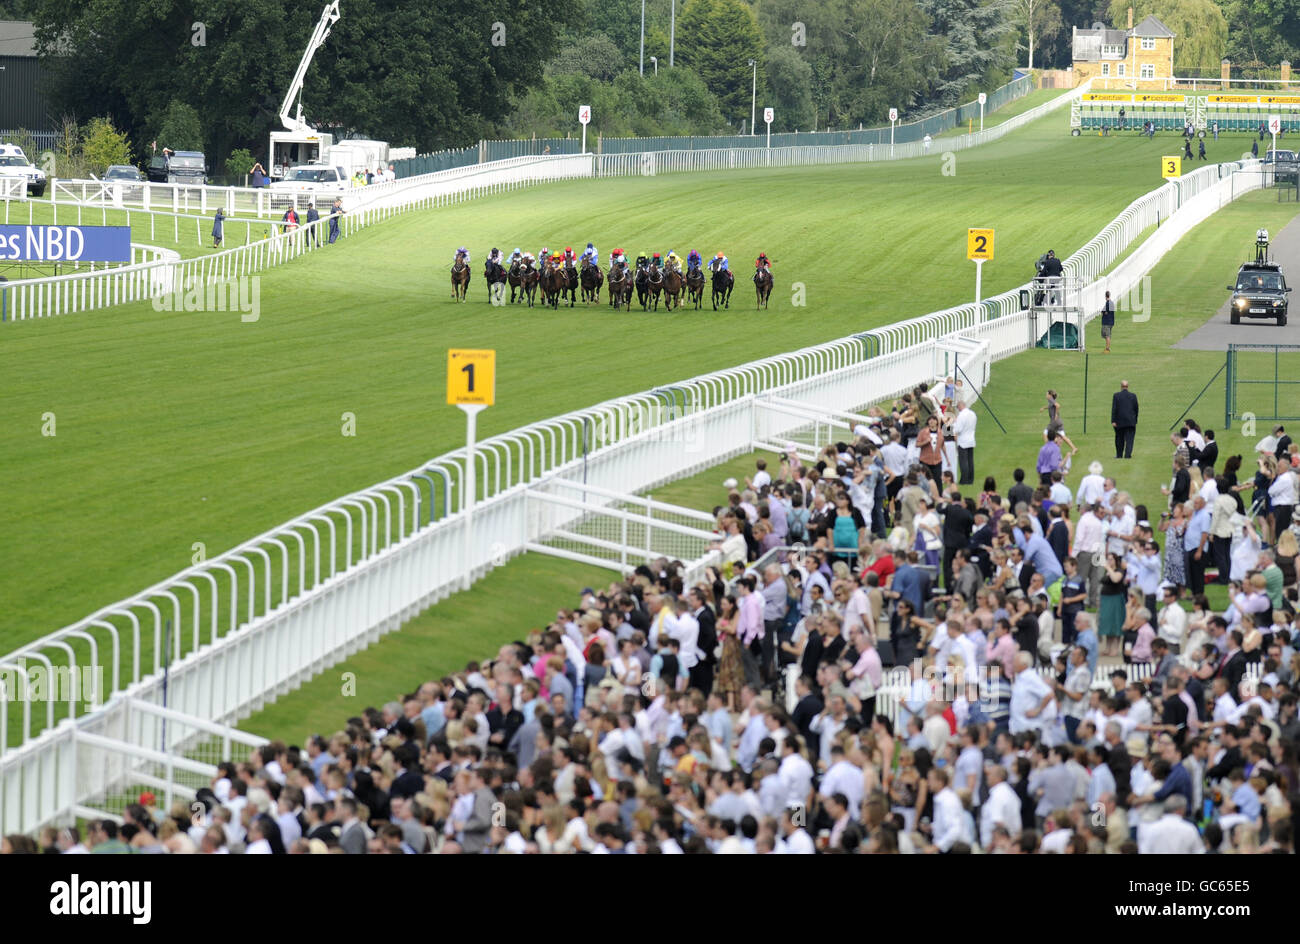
1223 454 1246 514
1039 389 1079 458
1158 502 1187 589
714 594 744 710
914 497 942 568
1098 552 1128 658
978 476 998 513
1276 528 1299 587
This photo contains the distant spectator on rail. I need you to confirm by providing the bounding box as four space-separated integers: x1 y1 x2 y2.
1183 137 1193 161
211 207 224 249
250 162 268 188
1100 290 1115 353
1198 138 1206 161
329 198 344 244
306 205 321 247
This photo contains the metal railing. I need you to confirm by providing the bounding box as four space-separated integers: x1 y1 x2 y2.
0 84 1265 836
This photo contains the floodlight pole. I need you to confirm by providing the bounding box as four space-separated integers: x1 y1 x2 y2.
639 0 646 76
749 59 757 136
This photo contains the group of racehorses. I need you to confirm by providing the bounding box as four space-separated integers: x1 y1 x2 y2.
450 251 773 311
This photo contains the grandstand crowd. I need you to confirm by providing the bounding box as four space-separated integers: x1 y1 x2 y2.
6 384 1300 856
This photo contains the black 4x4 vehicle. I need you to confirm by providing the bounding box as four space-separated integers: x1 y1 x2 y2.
1228 263 1290 326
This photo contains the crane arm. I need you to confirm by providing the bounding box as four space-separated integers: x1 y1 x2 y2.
278 0 341 133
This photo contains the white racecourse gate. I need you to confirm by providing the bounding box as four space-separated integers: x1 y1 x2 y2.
0 80 1272 834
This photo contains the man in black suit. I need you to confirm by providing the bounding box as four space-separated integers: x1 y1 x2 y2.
1111 380 1139 459
939 490 974 592
790 674 824 757
1007 469 1034 513
688 588 717 693
1218 630 1248 698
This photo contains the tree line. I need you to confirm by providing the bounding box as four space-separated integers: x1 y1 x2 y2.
5 0 1298 172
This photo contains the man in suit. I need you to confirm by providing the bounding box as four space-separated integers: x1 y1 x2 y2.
1217 630 1248 698
459 767 497 854
337 797 368 854
939 491 974 593
790 674 824 759
688 588 717 694
1111 380 1140 459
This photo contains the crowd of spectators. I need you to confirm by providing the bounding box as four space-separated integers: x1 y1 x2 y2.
6 384 1300 855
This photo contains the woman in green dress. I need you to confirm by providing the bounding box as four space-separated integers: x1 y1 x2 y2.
1098 551 1128 658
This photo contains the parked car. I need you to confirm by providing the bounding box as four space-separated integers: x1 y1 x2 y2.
146 150 207 185
0 152 46 197
103 164 145 182
1228 262 1290 326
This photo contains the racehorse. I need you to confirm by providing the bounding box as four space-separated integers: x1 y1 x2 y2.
560 261 579 307
646 263 664 311
580 258 604 303
753 265 773 309
521 261 540 307
451 250 471 302
709 257 733 310
508 259 524 304
607 261 632 310
661 263 684 311
635 261 651 309
685 263 705 309
484 257 507 304
541 258 566 309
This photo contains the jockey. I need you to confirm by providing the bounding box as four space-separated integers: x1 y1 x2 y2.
635 251 649 268
521 251 534 267
611 247 625 266
456 245 470 263
714 251 729 271
563 246 576 266
488 247 502 268
582 242 598 266
510 247 522 266
651 252 663 269
666 250 681 271
687 249 702 270
755 252 770 271
539 246 550 264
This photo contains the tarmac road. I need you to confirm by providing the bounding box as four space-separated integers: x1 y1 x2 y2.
1174 210 1300 350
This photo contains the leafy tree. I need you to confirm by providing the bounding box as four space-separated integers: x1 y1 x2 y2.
81 116 131 173
550 33 626 81
1013 0 1064 69
764 45 815 130
676 0 766 128
153 101 203 152
1218 0 1299 67
921 0 1019 106
225 147 255 177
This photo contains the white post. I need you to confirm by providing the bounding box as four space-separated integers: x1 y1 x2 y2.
461 404 485 590
582 122 587 155
974 258 984 304
980 101 985 131
670 0 675 67
767 120 771 149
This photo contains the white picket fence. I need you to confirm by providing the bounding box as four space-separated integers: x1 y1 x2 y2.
8 79 1268 836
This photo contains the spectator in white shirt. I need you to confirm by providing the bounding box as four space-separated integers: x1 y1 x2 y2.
925 767 973 852
1138 796 1204 853
980 763 1022 849
778 738 814 809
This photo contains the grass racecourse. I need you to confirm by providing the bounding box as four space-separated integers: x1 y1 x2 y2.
1 102 1292 742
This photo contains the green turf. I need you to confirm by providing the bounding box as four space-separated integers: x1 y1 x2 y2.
0 109 1264 654
932 88 1072 139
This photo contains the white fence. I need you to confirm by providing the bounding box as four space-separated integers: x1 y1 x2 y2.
6 79 1266 836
